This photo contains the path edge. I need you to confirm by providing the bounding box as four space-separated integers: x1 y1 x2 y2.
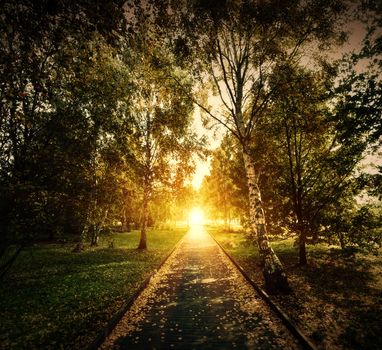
209 230 318 350
87 233 186 350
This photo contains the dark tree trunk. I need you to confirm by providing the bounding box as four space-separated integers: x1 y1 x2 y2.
243 151 290 294
73 221 88 253
299 231 307 265
90 225 99 247
48 231 55 241
72 242 85 253
90 208 109 246
296 212 307 265
339 232 345 249
120 214 128 232
121 205 131 232
0 245 23 280
138 224 147 249
138 183 149 250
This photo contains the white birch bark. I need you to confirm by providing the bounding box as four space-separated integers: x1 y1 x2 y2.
242 150 290 293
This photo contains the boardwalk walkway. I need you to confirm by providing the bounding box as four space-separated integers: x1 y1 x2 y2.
100 226 300 349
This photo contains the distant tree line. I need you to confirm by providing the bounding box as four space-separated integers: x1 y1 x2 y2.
0 0 202 278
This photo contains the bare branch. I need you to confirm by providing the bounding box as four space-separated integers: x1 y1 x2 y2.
168 74 241 140
217 38 237 108
210 65 235 113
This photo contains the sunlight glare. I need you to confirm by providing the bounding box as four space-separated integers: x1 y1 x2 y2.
189 207 205 226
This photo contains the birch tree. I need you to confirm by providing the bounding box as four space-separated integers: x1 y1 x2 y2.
171 0 347 293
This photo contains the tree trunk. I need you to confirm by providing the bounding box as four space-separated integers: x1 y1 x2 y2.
73 215 89 253
48 231 55 241
339 232 345 249
138 184 149 250
299 231 307 265
296 208 307 265
90 207 109 247
120 212 128 232
72 241 85 253
90 224 99 246
0 245 23 280
243 151 290 294
138 215 148 249
121 210 131 232
90 229 99 246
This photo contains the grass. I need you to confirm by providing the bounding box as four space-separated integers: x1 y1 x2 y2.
0 228 186 349
208 226 382 350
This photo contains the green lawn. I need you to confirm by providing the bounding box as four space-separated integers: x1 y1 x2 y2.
208 226 382 350
209 226 330 263
0 228 186 349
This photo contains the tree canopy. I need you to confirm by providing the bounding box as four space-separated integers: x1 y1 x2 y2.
0 0 381 292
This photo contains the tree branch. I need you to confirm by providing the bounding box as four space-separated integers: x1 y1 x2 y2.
167 74 241 140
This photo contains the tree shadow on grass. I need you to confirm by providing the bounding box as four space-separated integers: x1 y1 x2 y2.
5 246 160 283
197 232 382 349
302 248 377 299
285 248 382 349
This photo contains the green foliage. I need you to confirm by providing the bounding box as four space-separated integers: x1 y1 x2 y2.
0 0 133 272
0 0 204 270
200 135 248 224
119 25 204 247
322 204 382 250
260 65 362 242
202 59 382 254
0 228 185 349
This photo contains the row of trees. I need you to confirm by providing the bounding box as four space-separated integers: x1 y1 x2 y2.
201 19 382 267
171 0 349 292
1 0 381 293
192 0 382 291
0 1 202 277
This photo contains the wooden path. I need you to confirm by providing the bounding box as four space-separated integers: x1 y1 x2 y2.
99 227 301 349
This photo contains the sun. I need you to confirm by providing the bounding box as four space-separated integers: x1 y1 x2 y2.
189 207 205 226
